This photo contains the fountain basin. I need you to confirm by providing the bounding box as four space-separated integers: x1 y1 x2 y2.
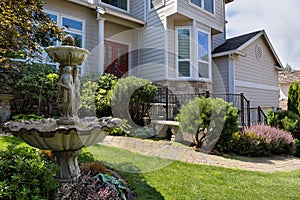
4 117 121 182
4 117 120 151
46 46 89 66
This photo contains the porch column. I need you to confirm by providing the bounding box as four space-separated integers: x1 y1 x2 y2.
97 7 106 73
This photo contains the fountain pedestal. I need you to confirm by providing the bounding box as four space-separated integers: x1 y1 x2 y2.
53 149 81 182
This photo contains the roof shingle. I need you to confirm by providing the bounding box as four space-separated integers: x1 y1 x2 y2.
212 30 262 54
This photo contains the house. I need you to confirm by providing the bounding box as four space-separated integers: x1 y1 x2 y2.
278 70 300 110
43 0 283 113
212 30 283 113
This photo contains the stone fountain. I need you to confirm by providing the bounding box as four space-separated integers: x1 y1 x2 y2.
4 35 121 183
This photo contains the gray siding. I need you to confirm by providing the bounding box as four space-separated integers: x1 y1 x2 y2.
235 37 278 86
138 1 166 81
212 56 229 93
130 0 145 20
213 33 226 50
176 0 224 33
235 86 279 109
234 36 280 109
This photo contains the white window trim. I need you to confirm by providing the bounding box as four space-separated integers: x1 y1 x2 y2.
197 28 211 81
148 0 165 12
99 0 130 13
189 0 215 16
43 10 86 73
175 26 192 79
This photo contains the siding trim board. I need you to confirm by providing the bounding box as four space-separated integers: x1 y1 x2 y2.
235 80 279 92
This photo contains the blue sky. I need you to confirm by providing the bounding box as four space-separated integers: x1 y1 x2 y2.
225 0 300 69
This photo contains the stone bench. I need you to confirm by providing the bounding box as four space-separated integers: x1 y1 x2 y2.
150 120 180 140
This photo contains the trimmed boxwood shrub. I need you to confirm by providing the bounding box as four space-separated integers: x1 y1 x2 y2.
111 76 157 127
230 124 295 156
176 97 239 152
0 146 60 199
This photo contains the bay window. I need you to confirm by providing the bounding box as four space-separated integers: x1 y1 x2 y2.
177 28 191 77
176 27 211 80
198 30 210 79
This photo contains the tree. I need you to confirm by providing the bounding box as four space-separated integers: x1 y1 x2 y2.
284 63 293 72
0 0 63 62
288 80 299 115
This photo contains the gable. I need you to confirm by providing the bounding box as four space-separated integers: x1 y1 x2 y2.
212 30 283 69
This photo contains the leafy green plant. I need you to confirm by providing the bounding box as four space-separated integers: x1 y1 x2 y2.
12 113 43 121
78 152 96 163
111 76 157 127
267 110 300 139
80 73 118 117
0 145 60 199
109 119 131 136
11 62 58 116
128 127 156 139
176 97 239 152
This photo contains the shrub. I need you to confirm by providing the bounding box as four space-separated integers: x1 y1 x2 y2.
288 80 299 115
12 113 43 121
0 146 60 199
78 151 96 163
294 139 300 157
111 76 157 127
128 127 156 139
176 97 239 152
12 62 58 116
231 124 295 156
267 110 300 139
80 73 118 117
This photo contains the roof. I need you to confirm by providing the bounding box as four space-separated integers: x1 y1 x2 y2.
212 31 261 54
278 70 300 84
225 0 234 4
212 30 284 69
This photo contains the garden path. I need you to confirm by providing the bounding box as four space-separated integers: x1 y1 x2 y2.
100 136 300 172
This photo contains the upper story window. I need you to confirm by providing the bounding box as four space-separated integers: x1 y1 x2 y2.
149 0 164 10
101 0 129 12
190 0 214 14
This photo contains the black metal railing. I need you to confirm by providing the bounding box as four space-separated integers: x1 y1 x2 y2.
149 86 266 127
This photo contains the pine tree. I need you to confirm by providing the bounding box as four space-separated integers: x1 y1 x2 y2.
288 80 299 114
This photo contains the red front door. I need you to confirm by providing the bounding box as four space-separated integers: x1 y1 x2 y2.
104 40 129 78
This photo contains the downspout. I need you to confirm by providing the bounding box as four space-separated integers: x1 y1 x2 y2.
96 6 106 73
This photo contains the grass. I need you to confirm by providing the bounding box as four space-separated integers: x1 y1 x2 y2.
1 136 300 199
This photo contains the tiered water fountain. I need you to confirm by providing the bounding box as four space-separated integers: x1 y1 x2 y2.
4 35 120 183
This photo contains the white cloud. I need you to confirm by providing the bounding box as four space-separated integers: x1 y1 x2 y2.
226 0 300 69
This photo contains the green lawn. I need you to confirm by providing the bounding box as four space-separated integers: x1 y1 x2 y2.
1 136 300 200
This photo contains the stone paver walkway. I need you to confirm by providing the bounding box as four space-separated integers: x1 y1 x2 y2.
100 136 300 172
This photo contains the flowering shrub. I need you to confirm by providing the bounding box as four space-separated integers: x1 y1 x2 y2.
231 124 295 156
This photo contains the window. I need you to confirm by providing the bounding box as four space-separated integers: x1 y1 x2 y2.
190 0 214 14
101 0 128 11
42 12 85 69
177 28 191 77
198 30 210 79
149 0 164 10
